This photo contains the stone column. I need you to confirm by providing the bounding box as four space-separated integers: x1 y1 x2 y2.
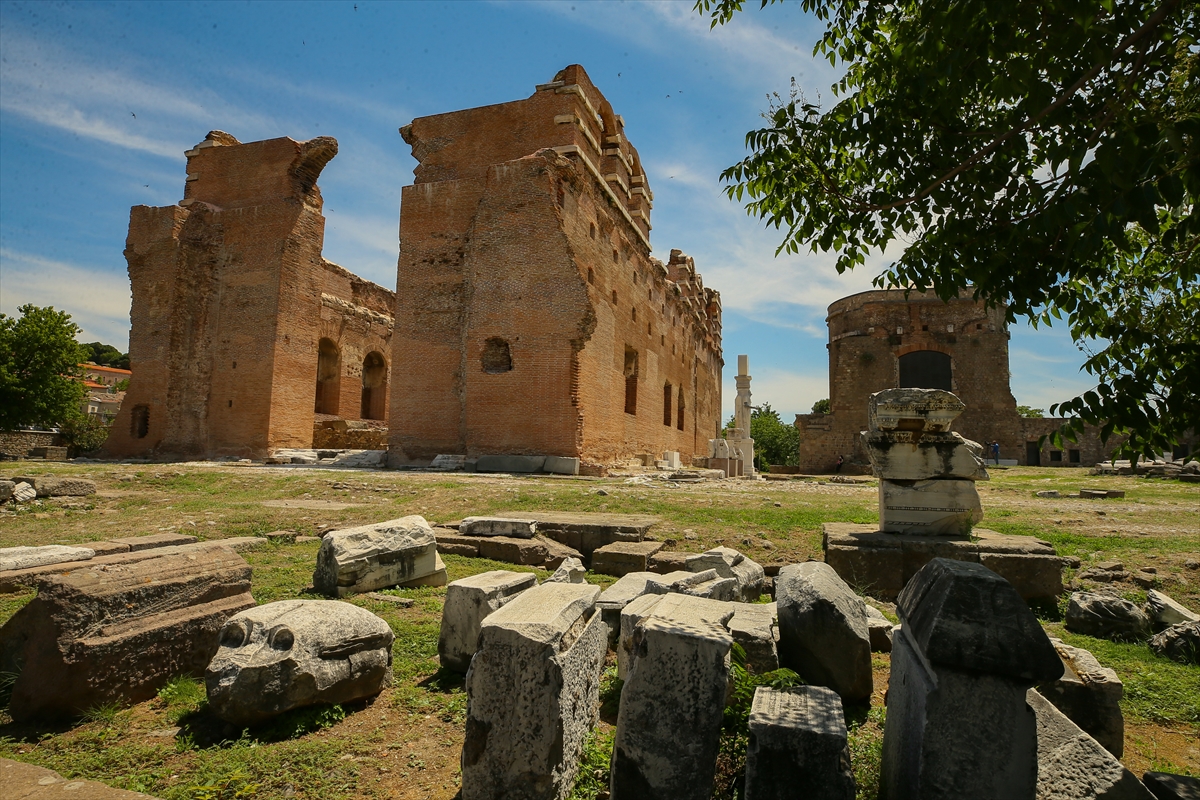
727 354 756 476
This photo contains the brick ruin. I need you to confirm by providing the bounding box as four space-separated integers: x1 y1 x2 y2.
104 132 395 460
389 64 723 468
795 289 1123 471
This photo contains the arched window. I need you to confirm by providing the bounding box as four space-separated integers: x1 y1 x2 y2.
663 383 673 426
677 392 685 431
898 350 952 391
482 338 513 373
315 338 341 414
360 351 387 420
131 405 149 439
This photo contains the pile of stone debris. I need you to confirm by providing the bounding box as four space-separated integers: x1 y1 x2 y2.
1066 587 1200 666
1094 458 1200 481
0 475 96 506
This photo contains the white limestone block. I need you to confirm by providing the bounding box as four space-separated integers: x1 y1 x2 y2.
0 545 95 572
868 388 964 433
438 570 538 673
862 430 990 481
460 516 538 539
312 515 439 597
879 479 983 535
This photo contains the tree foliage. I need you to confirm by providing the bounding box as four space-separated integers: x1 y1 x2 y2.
811 398 831 414
750 403 800 468
1017 405 1046 418
697 0 1199 459
0 305 87 430
81 341 130 370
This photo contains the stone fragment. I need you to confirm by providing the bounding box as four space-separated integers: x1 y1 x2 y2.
1028 689 1154 800
878 478 983 535
648 550 690 573
206 599 393 725
1 757 160 798
1146 589 1199 629
861 430 989 481
776 562 873 703
264 530 298 542
591 540 664 577
13 482 36 502
543 456 580 475
474 454 546 473
865 604 894 653
366 592 414 607
1038 638 1124 757
979 552 1065 600
12 476 97 497
476 535 549 566
536 534 585 570
728 602 779 673
743 686 855 800
867 388 965 433
1142 772 1200 800
545 556 586 584
111 532 199 551
313 516 438 597
611 594 733 800
430 454 467 471
434 531 481 557
1148 621 1200 665
462 582 606 800
83 540 132 557
686 546 765 601
518 511 656 558
598 571 659 640
1037 490 1061 498
0 545 95 572
649 568 738 601
439 570 538 673
0 480 13 502
211 536 268 552
880 559 1063 800
0 545 254 721
398 552 447 587
460 516 538 538
1065 592 1152 641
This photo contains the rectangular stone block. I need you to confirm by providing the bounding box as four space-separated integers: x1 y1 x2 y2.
728 602 779 673
439 569 538 672
313 516 439 597
463 582 607 800
648 550 690 573
399 552 447 587
1037 639 1124 758
435 531 481 557
598 571 659 640
112 532 199 551
460 517 538 538
611 597 733 800
823 544 906 599
514 512 656 558
979 552 1064 601
744 686 855 800
86 540 133 557
0 545 95 572
476 536 549 566
543 456 580 475
591 540 664 577
686 547 765 601
861 430 988 481
879 479 982 535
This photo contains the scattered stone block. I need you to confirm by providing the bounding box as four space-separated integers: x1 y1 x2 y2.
776 562 873 704
398 552 447 587
648 550 690 573
1 757 160 798
313 516 439 597
512 511 657 558
534 534 584 569
462 582 606 800
1028 689 1154 800
1066 592 1152 641
686 546 765 601
1146 589 1199 629
460 516 538 538
546 556 586 584
0 480 13 502
591 540 664 577
0 545 255 721
728 602 779 673
1081 488 1126 499
879 478 983 535
210 537 267 552
674 570 738 601
264 530 298 542
880 559 1063 800
543 456 580 475
85 540 132 557
1037 490 1061 498
1149 621 1200 665
862 430 988 481
366 592 414 607
743 686 855 800
476 535 549 566
617 592 669 679
434 530 481 557
611 593 734 800
865 604 894 653
1038 638 1125 757
475 454 546 473
868 388 964 433
12 481 36 502
1142 772 1200 800
979 551 1064 599
112 532 199 551
206 599 393 725
598 571 659 640
439 570 538 672
0 545 95 572
12 476 97 497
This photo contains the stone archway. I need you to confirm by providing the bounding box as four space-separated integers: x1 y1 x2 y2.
361 351 387 421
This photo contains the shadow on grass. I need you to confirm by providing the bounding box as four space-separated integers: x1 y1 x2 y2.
175 698 369 748
417 667 466 694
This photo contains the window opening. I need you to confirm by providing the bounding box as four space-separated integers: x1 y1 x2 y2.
481 338 513 374
898 350 952 391
663 384 673 426
315 338 341 415
677 392 685 430
131 405 149 439
624 347 639 415
361 351 388 419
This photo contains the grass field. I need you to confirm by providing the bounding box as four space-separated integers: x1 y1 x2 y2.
1 462 1196 798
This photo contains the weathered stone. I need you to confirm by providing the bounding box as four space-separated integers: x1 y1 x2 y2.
1146 589 1199 629
0 545 95 572
1142 772 1200 800
1 757 160 798
591 540 664 577
439 570 538 672
744 686 855 800
686 546 765 601
728 602 779 673
13 482 36 502
867 388 965 433
0 480 13 502
0 545 254 721
206 599 393 725
264 530 298 542
474 454 546 473
611 594 733 800
545 557 586 584
1066 592 1152 641
84 540 132 557
398 552 447 587
34 477 97 497
648 568 738 601
434 531 481 557
979 552 1065 600
460 517 538 538
1038 638 1124 757
1028 689 1154 800
1037 490 1061 498
503 511 656 558
313 516 438 597
543 456 580 475
862 430 989 481
879 478 983 535
598 572 658 640
865 604 894 653
212 536 268 552
536 535 585 570
476 535 549 566
462 582 606 800
617 592 668 679
776 562 873 704
648 550 690 573
1148 621 1200 665
111 532 198 551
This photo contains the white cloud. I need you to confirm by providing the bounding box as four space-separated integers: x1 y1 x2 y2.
0 249 131 347
722 365 828 423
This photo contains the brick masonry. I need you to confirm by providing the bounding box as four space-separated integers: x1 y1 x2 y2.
389 65 723 468
103 132 395 460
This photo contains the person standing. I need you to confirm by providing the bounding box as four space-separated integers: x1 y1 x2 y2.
991 441 1001 465
835 454 844 473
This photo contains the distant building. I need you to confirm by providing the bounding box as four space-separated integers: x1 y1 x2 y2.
80 363 131 390
77 363 131 423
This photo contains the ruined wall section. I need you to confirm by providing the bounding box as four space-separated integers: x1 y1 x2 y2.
317 259 394 422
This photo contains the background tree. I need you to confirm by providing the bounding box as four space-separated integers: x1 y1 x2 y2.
1017 405 1046 418
750 403 800 469
811 398 831 414
0 305 87 430
81 341 130 370
698 0 1198 460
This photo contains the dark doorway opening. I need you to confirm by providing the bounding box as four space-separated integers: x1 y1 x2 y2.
1026 441 1040 466
898 350 952 391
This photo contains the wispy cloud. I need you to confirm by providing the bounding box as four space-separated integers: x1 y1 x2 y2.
722 365 828 422
0 249 131 347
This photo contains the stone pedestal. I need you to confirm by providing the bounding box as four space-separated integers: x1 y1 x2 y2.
438 570 538 672
744 686 855 800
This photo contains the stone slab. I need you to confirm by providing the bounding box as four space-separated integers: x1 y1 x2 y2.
543 456 580 475
535 534 584 570
476 535 549 566
0 545 95 572
439 570 539 672
12 476 97 498
744 686 855 800
867 388 964 433
2 757 161 798
591 540 664 577
861 430 989 481
111 532 199 551
85 540 133 557
434 531 481 557
497 511 657 558
1038 637 1124 757
313 516 439 597
878 478 983 535
648 550 690 573
728 602 779 673
398 552 447 587
210 537 268 552
459 517 538 538
1142 772 1200 800
474 454 546 473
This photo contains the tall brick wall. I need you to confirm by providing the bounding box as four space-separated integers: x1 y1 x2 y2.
390 65 722 467
104 132 395 460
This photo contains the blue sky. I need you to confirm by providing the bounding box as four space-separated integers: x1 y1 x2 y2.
0 0 1096 422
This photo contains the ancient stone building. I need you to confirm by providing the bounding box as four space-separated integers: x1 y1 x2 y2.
795 289 1122 471
104 132 394 460
389 65 723 469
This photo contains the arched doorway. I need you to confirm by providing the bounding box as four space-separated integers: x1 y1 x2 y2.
315 338 341 415
361 351 387 420
898 350 952 391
